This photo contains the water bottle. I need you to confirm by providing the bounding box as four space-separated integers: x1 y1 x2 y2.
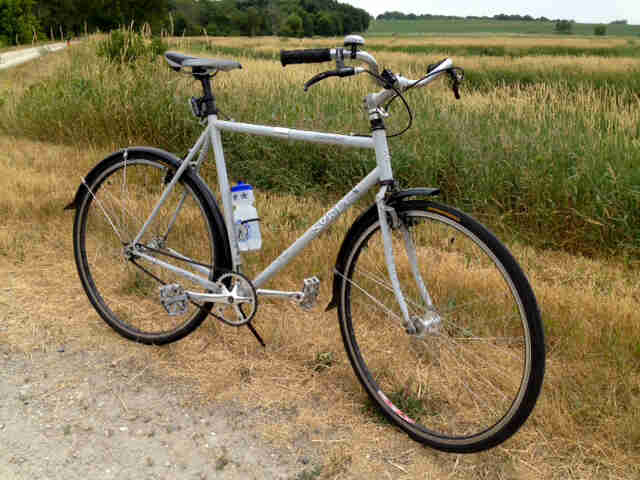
231 181 262 251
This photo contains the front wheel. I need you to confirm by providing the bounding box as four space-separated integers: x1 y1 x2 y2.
337 201 545 453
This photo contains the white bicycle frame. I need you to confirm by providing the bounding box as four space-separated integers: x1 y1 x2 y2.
129 57 455 325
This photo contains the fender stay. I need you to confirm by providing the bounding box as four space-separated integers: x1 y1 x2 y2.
64 147 186 211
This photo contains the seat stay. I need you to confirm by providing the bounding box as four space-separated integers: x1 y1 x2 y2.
131 128 209 247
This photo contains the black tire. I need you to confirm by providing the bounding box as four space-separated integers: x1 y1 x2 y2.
73 150 231 344
337 200 545 453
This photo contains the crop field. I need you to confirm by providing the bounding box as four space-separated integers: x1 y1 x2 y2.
1 33 639 478
368 19 640 36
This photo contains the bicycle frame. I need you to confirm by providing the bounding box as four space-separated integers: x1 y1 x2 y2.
130 111 428 325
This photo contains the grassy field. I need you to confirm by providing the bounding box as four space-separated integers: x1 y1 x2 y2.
6 35 639 259
1 35 639 478
368 19 640 36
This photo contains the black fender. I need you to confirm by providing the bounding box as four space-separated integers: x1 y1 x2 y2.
326 187 440 311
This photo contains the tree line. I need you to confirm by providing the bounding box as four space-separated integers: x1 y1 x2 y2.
376 11 557 22
376 11 632 26
0 0 370 46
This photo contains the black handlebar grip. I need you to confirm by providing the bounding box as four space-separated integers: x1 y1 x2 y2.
280 48 332 66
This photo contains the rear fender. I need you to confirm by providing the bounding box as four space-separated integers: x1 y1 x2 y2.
326 187 440 311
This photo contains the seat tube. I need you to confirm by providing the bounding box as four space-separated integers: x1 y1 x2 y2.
209 115 241 270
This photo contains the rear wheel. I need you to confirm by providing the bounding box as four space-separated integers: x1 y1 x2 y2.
73 151 230 344
337 201 545 453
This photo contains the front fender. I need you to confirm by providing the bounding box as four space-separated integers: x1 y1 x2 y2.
64 147 185 210
326 187 440 311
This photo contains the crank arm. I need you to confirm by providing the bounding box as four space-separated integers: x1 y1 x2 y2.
186 291 253 305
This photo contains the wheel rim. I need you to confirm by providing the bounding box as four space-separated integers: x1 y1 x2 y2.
77 158 215 339
341 208 533 445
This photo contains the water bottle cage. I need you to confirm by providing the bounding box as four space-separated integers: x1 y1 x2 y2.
236 218 260 243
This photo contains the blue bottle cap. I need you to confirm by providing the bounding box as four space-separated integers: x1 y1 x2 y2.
231 181 253 192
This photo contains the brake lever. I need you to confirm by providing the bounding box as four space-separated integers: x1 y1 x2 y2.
304 67 355 92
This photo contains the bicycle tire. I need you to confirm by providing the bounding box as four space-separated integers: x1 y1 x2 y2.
72 150 231 344
337 200 545 453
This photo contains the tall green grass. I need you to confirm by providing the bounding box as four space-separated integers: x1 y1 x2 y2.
2 40 639 259
371 43 640 58
193 43 640 104
184 41 640 60
367 19 640 36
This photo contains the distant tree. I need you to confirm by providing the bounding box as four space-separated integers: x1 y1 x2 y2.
280 13 303 37
594 25 607 36
31 0 369 39
610 19 628 25
0 0 41 45
246 6 261 36
230 9 249 36
314 11 334 36
555 19 573 34
301 10 314 36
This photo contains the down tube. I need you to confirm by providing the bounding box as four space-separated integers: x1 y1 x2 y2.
253 168 380 289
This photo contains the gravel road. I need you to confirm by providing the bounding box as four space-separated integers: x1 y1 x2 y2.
0 43 67 70
0 343 314 479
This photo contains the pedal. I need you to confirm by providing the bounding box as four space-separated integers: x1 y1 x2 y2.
159 284 188 316
299 277 320 310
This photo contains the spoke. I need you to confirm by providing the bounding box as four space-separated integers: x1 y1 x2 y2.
99 180 150 239
353 265 525 364
83 178 124 242
353 266 431 313
335 269 404 324
427 332 522 401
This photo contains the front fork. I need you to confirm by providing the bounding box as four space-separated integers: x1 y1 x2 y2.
375 186 438 334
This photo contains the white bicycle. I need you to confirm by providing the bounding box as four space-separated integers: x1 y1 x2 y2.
67 36 545 453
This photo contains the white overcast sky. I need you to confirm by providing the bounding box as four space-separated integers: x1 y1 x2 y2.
343 1 640 25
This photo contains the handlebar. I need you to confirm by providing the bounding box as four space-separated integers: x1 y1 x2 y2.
280 44 463 107
280 48 332 66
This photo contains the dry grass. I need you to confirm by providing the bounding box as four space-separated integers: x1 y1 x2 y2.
178 35 634 49
1 133 639 479
174 35 640 74
1 36 639 478
0 45 73 94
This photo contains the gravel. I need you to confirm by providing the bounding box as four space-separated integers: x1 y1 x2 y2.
0 344 313 479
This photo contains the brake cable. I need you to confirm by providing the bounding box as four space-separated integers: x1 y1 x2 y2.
362 69 414 139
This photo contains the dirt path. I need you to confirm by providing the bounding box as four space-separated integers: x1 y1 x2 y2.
0 262 317 480
0 43 67 70
0 325 312 480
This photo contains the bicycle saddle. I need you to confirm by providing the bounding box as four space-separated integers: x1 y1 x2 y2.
165 52 242 73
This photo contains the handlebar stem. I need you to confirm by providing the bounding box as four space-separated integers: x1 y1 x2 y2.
331 48 381 80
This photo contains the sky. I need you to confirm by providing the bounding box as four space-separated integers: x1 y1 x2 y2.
343 1 640 25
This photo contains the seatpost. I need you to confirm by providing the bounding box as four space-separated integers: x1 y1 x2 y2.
197 71 217 116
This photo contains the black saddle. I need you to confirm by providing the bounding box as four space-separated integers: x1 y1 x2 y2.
164 52 242 73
